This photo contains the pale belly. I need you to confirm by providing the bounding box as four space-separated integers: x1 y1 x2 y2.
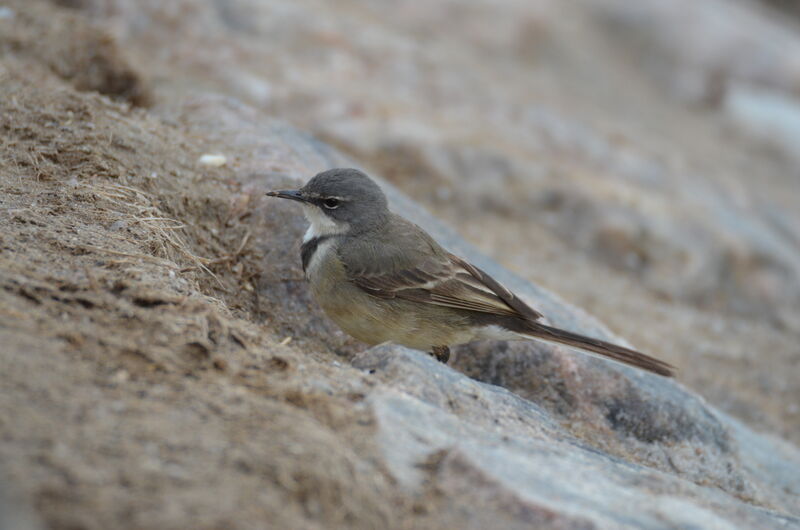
315 279 478 350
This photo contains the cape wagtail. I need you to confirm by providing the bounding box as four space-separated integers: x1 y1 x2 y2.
267 168 674 377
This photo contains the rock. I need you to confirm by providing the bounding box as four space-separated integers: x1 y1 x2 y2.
589 0 800 104
0 472 43 530
355 345 800 529
724 84 800 164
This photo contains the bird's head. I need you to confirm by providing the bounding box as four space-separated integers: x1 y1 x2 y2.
267 168 389 239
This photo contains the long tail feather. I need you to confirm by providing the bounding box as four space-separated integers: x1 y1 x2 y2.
522 323 675 377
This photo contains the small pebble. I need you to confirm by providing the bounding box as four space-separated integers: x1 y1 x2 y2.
198 154 227 167
112 369 130 383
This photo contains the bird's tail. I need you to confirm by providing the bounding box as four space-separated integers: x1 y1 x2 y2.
520 322 675 377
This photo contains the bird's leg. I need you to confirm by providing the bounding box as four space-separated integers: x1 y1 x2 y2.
431 345 450 363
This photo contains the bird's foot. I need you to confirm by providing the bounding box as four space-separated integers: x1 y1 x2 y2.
431 345 450 363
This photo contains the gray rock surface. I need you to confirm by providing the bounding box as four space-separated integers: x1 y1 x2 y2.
354 346 800 529
0 473 42 530
590 0 800 103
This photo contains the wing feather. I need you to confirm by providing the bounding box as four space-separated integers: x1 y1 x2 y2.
350 251 542 321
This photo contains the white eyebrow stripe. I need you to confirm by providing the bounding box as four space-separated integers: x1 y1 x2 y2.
304 192 347 200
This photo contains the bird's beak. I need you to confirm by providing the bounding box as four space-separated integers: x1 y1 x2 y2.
266 189 307 203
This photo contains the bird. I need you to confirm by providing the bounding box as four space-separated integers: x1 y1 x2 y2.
266 168 675 377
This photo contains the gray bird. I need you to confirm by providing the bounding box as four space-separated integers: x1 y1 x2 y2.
267 168 674 376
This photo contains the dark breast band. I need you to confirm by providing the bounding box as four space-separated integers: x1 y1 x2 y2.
300 235 332 272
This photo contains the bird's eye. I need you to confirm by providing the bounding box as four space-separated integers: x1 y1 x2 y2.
323 198 340 209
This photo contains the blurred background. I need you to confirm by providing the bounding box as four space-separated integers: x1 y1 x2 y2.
46 0 800 438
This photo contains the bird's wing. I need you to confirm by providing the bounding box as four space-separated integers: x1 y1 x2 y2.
351 251 543 321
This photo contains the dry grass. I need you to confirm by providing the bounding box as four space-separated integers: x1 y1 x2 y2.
0 48 395 529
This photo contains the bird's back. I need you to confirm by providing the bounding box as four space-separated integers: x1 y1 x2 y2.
337 213 450 278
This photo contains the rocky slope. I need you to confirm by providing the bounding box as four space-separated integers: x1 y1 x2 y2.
1 1 799 529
